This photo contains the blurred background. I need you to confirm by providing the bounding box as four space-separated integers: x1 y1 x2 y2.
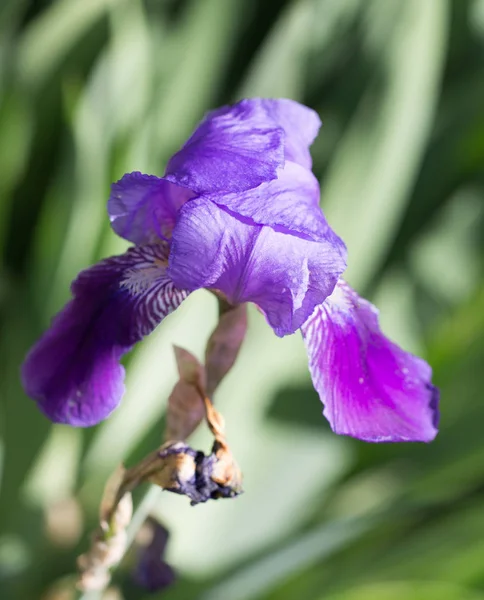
1 0 484 598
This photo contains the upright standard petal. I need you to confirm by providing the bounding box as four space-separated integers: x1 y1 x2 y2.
259 98 321 169
165 99 285 194
301 281 439 443
207 161 331 241
108 172 194 244
169 200 346 336
22 244 188 426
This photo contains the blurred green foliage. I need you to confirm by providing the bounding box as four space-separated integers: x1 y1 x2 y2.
1 0 484 599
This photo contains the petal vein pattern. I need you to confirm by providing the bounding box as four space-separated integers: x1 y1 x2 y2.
205 161 331 240
258 98 321 169
118 245 187 337
21 244 188 426
169 200 346 336
108 172 194 245
301 281 439 442
165 99 285 194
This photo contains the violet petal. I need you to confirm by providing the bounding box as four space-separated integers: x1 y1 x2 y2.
21 244 188 426
206 160 330 241
301 281 439 442
169 199 346 336
108 172 194 244
259 98 321 169
165 99 285 194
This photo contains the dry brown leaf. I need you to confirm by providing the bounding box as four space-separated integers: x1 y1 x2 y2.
205 304 247 397
165 380 206 441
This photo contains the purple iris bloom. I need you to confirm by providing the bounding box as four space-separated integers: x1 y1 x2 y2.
21 98 439 442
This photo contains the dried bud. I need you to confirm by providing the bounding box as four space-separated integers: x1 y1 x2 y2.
165 347 206 441
205 303 247 396
77 378 243 596
121 435 242 506
203 396 226 442
203 398 243 497
159 443 242 505
161 399 242 504
122 442 196 492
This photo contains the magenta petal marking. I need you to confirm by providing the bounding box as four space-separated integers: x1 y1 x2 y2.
301 281 439 443
21 244 188 426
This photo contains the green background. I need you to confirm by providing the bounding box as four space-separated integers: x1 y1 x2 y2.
1 0 484 598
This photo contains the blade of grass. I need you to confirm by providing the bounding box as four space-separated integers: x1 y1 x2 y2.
16 0 124 89
198 515 374 600
322 0 448 289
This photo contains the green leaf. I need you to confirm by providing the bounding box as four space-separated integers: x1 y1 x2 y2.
322 0 449 289
16 0 123 89
198 516 373 600
237 0 311 100
322 581 484 600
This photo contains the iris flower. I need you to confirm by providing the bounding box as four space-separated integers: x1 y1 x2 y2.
21 99 439 442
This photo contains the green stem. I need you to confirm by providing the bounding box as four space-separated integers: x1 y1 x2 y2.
126 485 162 547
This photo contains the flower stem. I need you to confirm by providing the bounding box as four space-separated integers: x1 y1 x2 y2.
126 485 162 548
77 485 163 600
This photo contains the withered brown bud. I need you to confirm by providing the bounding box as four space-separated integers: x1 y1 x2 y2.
159 443 242 505
121 441 195 491
205 303 247 397
202 397 243 497
122 440 242 506
156 399 243 503
77 359 243 596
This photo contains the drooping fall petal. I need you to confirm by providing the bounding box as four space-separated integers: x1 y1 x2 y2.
22 244 188 426
301 281 439 442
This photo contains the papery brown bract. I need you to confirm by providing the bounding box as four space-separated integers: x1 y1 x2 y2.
205 302 248 396
165 347 206 441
